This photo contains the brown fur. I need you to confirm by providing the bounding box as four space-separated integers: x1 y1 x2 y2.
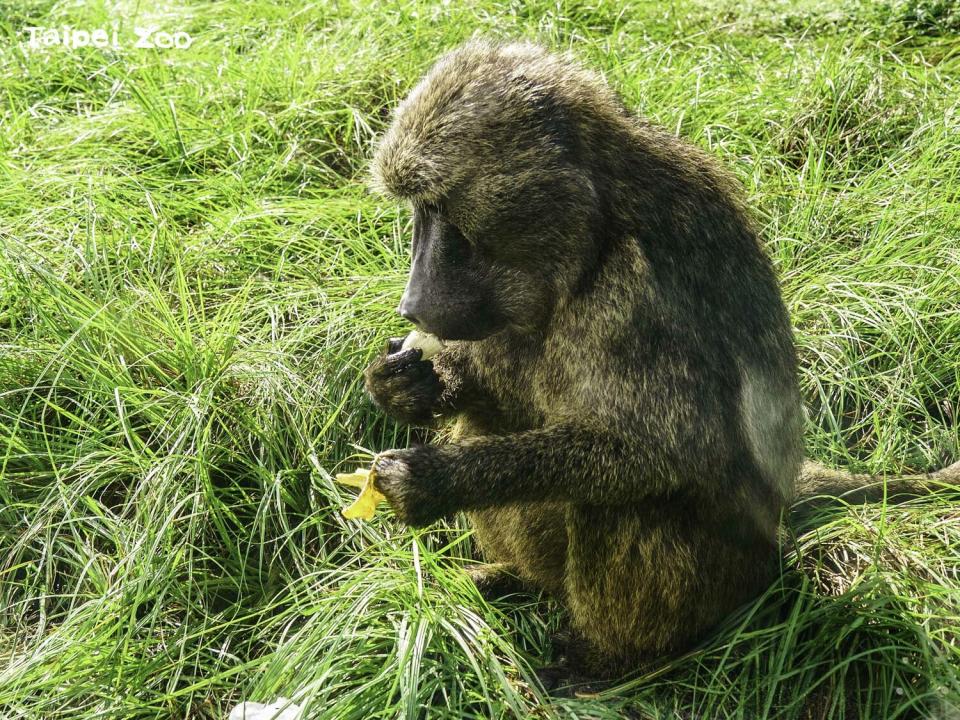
361 40 958 679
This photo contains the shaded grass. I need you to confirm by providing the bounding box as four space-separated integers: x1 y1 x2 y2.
0 0 958 718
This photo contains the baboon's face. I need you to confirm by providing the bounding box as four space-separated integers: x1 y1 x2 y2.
398 202 506 341
373 43 605 341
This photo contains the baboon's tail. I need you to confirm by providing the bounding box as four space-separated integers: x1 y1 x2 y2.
791 459 960 520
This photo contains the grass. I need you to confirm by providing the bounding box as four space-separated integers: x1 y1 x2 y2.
0 0 958 717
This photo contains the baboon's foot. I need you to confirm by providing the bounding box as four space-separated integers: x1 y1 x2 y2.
464 563 528 600
534 660 606 698
534 662 571 695
558 630 657 686
531 632 607 697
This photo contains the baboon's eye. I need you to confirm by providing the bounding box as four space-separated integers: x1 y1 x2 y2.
422 199 445 215
426 200 472 245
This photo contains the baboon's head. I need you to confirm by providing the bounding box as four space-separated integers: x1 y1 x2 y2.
370 41 628 341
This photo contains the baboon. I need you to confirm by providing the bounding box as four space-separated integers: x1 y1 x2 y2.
362 40 960 680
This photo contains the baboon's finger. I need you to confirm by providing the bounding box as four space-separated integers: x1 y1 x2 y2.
369 348 423 378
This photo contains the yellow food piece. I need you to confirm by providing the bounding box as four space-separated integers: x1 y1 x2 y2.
336 466 386 520
335 468 371 489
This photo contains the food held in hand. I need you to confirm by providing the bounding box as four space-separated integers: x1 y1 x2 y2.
400 330 444 360
336 466 386 520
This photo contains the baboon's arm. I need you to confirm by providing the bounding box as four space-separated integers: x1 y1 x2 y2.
373 421 720 526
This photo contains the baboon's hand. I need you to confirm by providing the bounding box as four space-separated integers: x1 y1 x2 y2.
373 446 455 527
364 339 444 426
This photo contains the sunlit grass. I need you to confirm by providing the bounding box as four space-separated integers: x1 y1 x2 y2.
0 0 958 717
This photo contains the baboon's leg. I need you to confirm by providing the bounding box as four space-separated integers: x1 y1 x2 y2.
465 562 529 600
467 504 569 597
563 501 778 679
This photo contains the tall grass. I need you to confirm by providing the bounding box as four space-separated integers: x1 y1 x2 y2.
0 0 958 717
